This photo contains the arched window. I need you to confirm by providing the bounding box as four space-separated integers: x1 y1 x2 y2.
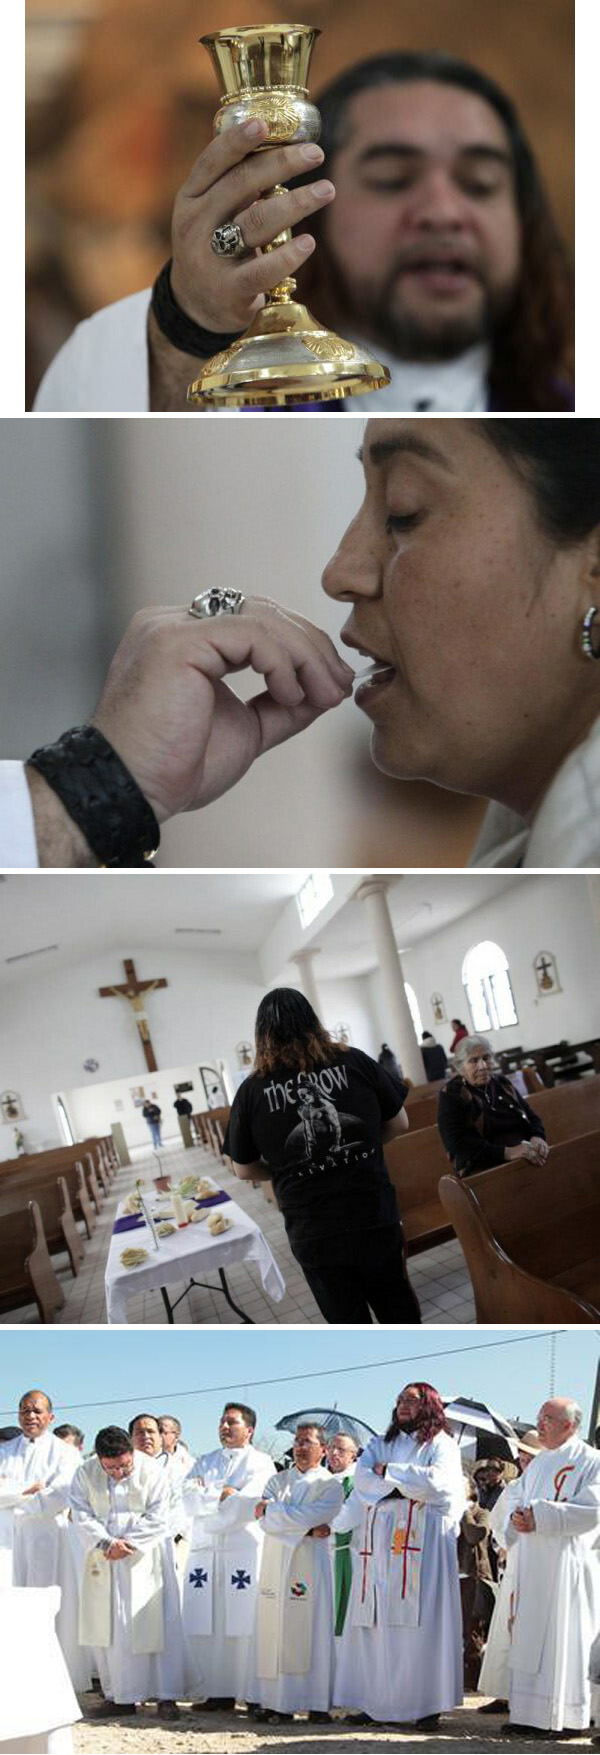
405 982 423 1040
462 941 518 1032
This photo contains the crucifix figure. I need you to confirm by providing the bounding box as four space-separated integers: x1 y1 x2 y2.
98 958 168 1072
535 954 555 992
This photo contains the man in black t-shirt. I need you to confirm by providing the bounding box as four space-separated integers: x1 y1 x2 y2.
225 995 421 1327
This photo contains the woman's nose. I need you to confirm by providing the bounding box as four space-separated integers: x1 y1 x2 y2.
321 507 382 602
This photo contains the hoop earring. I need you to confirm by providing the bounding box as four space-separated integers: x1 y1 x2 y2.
581 606 600 661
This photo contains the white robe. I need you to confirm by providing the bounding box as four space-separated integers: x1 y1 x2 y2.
505 1435 600 1731
0 1432 88 1690
247 1465 343 1713
470 715 600 869
477 1476 523 1701
69 1451 186 1705
0 764 38 867
334 1429 465 1723
33 290 492 416
181 1443 274 1701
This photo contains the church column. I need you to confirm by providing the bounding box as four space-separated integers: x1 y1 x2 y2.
356 879 425 1084
291 947 322 1015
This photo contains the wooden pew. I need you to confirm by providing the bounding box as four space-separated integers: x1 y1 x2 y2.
399 1094 438 1131
0 1175 84 1277
525 1075 600 1140
0 1202 65 1322
439 1130 600 1322
0 1147 100 1232
385 1077 600 1253
384 1128 450 1253
405 1079 447 1102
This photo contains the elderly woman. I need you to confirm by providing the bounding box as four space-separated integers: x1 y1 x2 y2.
323 418 600 868
437 1035 548 1178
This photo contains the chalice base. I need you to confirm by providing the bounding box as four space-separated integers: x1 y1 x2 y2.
187 300 390 407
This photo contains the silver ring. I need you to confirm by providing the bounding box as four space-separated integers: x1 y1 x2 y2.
210 222 247 259
188 588 245 621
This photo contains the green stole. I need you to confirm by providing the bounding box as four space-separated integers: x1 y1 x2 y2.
334 1473 354 1636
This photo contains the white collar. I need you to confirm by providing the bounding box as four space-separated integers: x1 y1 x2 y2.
346 340 490 412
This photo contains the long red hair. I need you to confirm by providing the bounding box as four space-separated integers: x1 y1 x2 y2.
385 1383 450 1446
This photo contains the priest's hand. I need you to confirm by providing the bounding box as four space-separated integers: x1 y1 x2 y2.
254 1499 267 1519
373 1462 387 1477
169 122 334 339
22 1483 42 1495
105 1538 137 1560
308 1523 331 1539
511 1507 536 1533
219 1485 237 1501
91 598 354 825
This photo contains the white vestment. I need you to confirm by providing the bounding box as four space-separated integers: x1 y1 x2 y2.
33 291 492 416
477 1476 523 1700
0 1432 87 1689
470 715 600 869
181 1443 274 1700
247 1464 343 1713
0 765 38 867
505 1436 600 1731
69 1451 186 1705
334 1429 465 1723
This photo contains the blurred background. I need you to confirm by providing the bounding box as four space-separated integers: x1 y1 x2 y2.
25 0 574 408
0 414 485 867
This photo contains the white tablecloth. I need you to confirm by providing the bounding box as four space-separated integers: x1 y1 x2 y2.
105 1185 285 1322
0 1586 80 1750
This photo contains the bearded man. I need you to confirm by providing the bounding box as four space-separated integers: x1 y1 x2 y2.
333 1382 465 1727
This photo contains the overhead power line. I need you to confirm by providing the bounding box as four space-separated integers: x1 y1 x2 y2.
0 1329 569 1419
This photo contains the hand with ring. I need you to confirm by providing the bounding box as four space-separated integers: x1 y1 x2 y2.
169 118 335 337
505 1136 549 1165
90 595 354 825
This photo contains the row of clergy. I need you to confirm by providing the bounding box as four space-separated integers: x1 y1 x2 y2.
0 1385 599 1734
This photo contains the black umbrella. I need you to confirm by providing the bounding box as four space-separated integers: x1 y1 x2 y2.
275 1407 376 1450
444 1396 518 1462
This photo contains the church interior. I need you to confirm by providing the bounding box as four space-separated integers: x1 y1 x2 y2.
1 869 598 1328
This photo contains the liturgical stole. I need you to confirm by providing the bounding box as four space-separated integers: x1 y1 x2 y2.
334 1474 355 1636
353 1498 426 1630
256 1534 317 1679
79 1460 164 1653
184 1528 258 1637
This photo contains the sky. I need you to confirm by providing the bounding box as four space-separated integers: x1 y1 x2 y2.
1 1326 597 1458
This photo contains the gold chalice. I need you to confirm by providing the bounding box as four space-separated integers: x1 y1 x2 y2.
187 22 390 407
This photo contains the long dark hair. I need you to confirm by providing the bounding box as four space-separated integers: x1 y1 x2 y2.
254 987 342 1077
479 421 600 544
385 1382 450 1446
297 50 573 410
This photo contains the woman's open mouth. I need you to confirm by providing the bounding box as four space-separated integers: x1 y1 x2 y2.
353 660 397 708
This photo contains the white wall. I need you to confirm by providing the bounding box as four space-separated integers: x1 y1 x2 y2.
0 944 266 1157
396 875 600 1055
317 975 378 1059
59 1061 216 1150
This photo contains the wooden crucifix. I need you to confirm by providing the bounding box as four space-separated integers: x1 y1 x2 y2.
98 958 168 1073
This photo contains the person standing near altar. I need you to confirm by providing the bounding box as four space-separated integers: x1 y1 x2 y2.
181 1402 274 1710
247 1423 343 1724
0 1388 86 1687
70 1424 187 1722
334 1383 465 1728
504 1396 600 1737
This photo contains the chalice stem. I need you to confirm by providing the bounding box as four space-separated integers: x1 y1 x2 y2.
262 183 295 302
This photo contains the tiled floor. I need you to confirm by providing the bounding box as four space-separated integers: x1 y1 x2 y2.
5 1141 476 1326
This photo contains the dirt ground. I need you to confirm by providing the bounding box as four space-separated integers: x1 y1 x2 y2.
73 1695 597 1753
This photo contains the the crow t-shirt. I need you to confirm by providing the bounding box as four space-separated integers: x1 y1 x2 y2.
225 1047 407 1256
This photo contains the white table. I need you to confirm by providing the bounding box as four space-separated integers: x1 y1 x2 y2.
105 1182 285 1323
0 1586 81 1752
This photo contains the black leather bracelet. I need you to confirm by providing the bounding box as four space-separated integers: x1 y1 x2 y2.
27 726 160 868
151 259 244 359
